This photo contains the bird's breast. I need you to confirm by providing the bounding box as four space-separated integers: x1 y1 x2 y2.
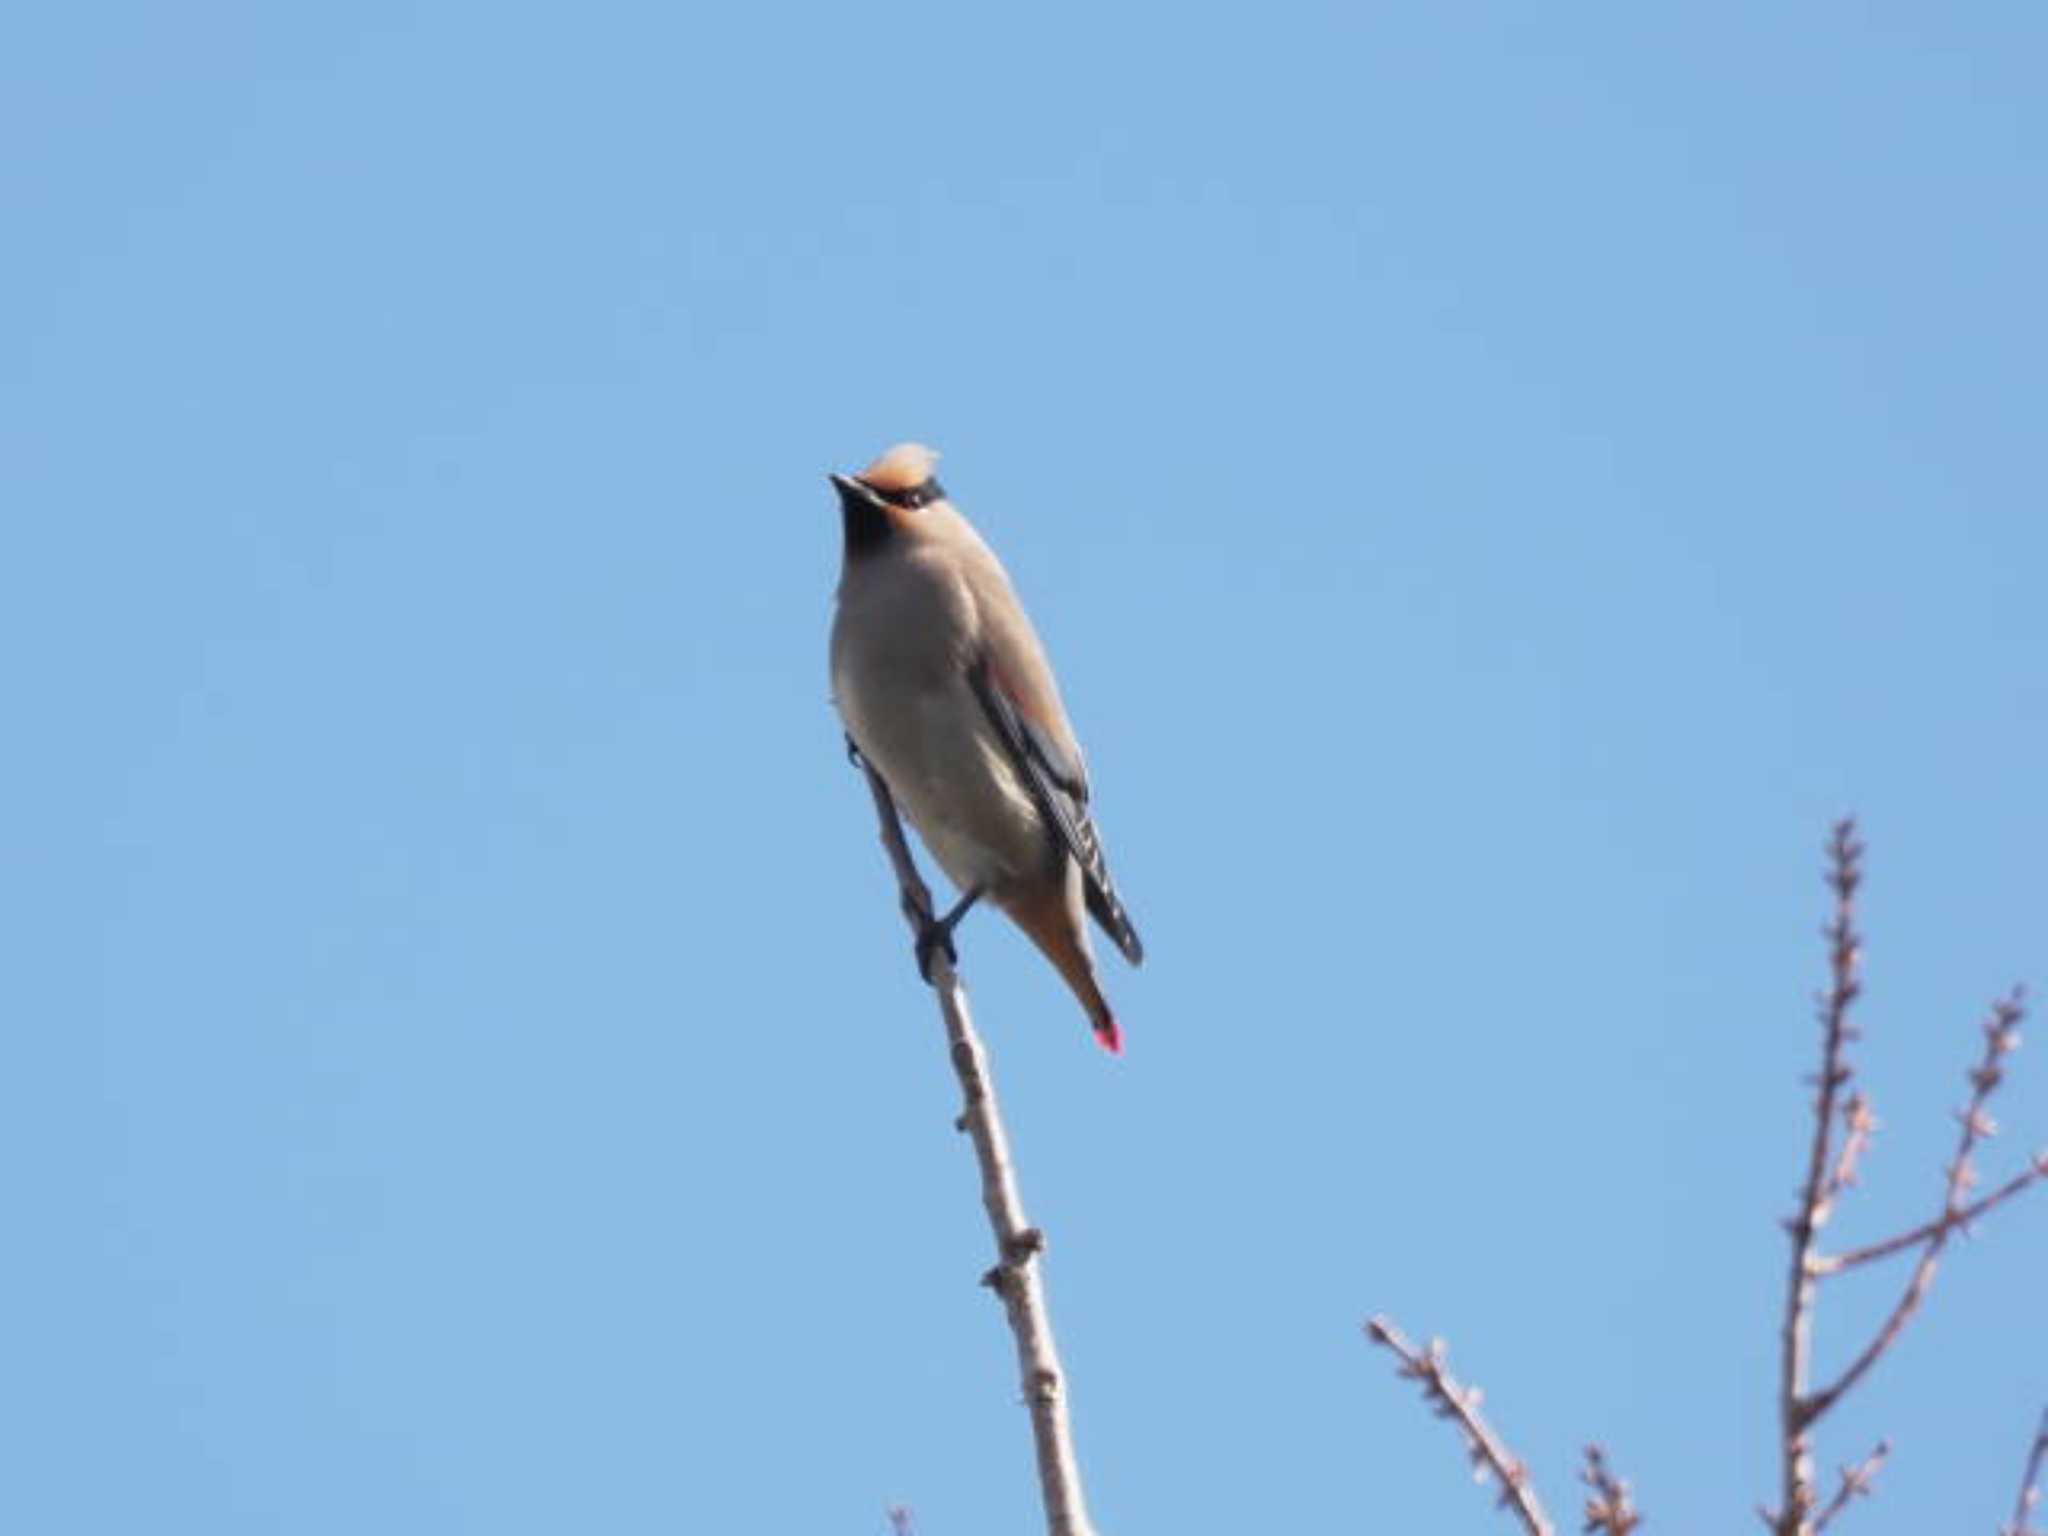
831 565 1047 892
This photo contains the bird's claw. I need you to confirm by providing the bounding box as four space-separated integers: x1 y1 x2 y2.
910 885 981 983
844 734 866 770
914 917 958 984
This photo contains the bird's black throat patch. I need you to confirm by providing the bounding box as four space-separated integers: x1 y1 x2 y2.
836 476 945 559
838 488 893 558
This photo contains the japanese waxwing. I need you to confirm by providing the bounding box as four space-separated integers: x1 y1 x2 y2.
829 443 1144 1053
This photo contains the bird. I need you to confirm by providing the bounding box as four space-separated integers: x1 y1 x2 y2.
828 443 1144 1053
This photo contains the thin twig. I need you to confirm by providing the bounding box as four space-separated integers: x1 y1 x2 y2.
1800 989 2029 1426
1365 1316 1556 1536
1775 818 1866 1532
2004 1406 2048 1536
1810 1439 1887 1534
861 763 1096 1536
1827 1092 1877 1202
863 758 941 937
1580 1444 1641 1535
1814 1151 2048 1275
1766 826 2040 1536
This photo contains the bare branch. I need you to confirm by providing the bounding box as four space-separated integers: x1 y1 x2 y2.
862 763 1096 1536
1579 1444 1641 1535
1810 1440 1887 1534
2006 1406 2048 1536
1774 817 1866 1531
1365 1316 1556 1536
863 759 941 936
1801 989 2029 1425
1761 824 2047 1534
1814 1150 2048 1275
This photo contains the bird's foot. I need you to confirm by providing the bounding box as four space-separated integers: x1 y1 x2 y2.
913 918 958 983
912 885 984 984
844 734 866 770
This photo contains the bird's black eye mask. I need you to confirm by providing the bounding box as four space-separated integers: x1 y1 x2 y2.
865 477 945 509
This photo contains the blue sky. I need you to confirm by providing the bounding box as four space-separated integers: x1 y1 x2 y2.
6 4 2045 1531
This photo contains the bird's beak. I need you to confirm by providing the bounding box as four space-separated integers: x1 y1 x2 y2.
828 472 880 507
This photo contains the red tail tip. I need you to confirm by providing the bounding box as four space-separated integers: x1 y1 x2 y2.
1094 1014 1123 1055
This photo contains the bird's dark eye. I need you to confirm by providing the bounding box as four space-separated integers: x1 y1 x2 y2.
868 477 944 510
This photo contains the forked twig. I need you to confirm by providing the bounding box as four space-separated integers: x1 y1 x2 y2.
1768 821 2042 1534
1359 821 2036 1535
1774 819 1867 1530
861 763 1095 1536
1363 822 2037 1533
1800 991 2029 1427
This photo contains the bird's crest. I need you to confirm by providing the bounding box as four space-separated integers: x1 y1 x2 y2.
858 443 941 494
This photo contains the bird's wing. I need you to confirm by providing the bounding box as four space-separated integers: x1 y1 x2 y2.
968 654 1144 965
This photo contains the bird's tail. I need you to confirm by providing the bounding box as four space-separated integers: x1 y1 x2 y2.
1001 883 1126 1055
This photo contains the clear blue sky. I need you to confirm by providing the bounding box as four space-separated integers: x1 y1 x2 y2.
6 5 2044 1531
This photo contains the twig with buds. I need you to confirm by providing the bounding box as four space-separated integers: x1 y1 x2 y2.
1364 1316 1560 1536
1774 820 1867 1532
1767 820 2043 1535
1364 822 2037 1534
1800 990 2030 1427
1580 1444 1640 1535
861 763 1095 1536
1810 1440 1887 1534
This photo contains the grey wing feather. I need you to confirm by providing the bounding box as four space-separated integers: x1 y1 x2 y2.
968 657 1145 965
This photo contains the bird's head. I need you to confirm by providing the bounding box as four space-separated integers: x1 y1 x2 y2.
830 443 946 558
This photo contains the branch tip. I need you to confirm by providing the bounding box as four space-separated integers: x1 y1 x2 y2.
1772 829 2040 1534
1365 1315 1556 1536
1580 1444 1641 1535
